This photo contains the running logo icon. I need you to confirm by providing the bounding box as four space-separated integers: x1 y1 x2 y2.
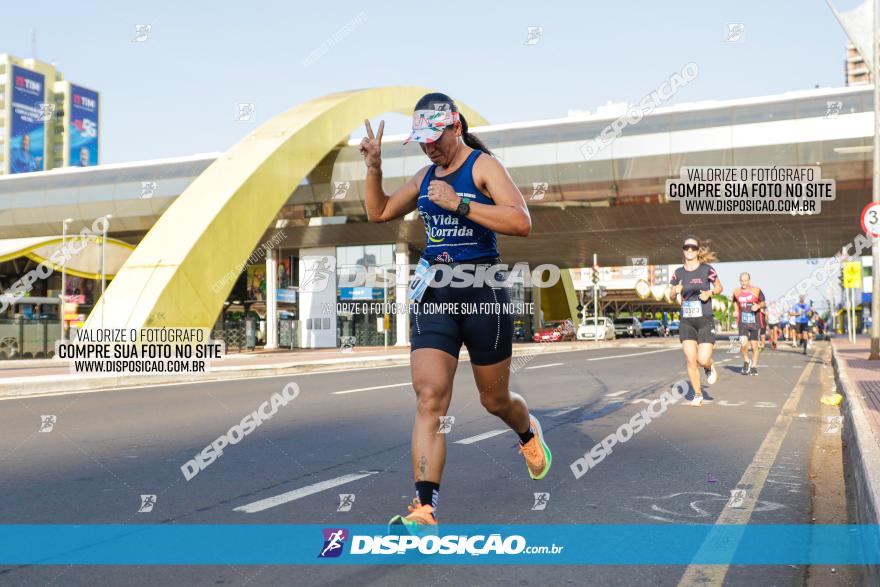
132 24 152 42
337 494 355 512
727 335 745 354
37 103 56 122
531 492 550 510
437 416 455 434
726 23 744 42
524 26 543 45
825 101 842 119
138 494 157 513
333 182 350 200
39 415 57 433
300 256 335 292
141 181 158 199
318 528 348 558
235 102 256 122
530 182 548 201
340 336 356 353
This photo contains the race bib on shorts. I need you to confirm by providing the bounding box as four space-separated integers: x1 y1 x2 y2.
741 312 756 324
682 300 702 318
408 258 434 303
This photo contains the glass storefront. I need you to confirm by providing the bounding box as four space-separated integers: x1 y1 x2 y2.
335 244 397 348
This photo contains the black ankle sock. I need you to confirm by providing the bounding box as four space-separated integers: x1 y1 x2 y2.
517 425 535 445
415 481 439 513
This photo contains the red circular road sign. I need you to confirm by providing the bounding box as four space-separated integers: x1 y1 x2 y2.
861 202 880 238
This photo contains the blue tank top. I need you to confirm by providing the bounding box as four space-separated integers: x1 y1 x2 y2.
417 149 500 263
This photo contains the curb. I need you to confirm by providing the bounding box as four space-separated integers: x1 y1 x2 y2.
830 344 880 582
0 340 679 399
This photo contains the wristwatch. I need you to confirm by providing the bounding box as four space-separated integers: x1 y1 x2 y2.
456 196 471 217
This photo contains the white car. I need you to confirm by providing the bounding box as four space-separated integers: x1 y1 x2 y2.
576 317 615 341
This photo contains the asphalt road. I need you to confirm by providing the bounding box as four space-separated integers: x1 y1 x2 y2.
0 341 847 586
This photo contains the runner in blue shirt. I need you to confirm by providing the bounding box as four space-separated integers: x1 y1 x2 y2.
790 296 811 355
361 92 551 532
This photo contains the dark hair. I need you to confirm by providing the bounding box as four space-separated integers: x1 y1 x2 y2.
414 92 492 156
682 234 718 264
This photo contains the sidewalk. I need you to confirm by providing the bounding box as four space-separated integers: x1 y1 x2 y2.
830 336 880 531
0 338 678 398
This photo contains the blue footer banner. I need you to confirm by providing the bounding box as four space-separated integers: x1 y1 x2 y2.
1 525 879 565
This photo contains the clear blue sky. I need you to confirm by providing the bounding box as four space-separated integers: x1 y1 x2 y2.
3 0 861 307
4 0 852 162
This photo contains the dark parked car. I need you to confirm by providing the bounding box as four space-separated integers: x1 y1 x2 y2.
641 320 666 337
613 317 642 338
667 320 680 335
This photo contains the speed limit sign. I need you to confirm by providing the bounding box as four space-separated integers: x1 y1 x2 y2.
861 202 880 237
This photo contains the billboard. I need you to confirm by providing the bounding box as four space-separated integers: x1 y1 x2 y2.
68 85 99 167
9 66 46 174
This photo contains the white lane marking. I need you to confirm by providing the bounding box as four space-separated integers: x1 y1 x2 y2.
548 406 579 417
586 348 678 361
234 471 378 513
332 382 411 395
524 363 564 370
605 390 630 397
677 358 816 586
454 429 512 445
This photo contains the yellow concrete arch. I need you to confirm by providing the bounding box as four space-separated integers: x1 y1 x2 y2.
85 86 488 329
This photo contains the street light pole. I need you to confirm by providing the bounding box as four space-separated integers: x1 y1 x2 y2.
60 218 72 342
871 0 880 358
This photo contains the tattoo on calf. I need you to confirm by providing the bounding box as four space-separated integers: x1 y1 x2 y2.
418 456 428 481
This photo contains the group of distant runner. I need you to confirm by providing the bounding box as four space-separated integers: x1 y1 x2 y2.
667 236 825 407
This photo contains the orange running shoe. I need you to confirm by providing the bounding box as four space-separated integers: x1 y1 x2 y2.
388 498 437 534
518 415 552 480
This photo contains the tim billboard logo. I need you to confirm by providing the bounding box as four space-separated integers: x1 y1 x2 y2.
74 93 97 110
14 75 41 93
318 528 348 558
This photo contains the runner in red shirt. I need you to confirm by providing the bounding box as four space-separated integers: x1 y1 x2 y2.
733 272 765 376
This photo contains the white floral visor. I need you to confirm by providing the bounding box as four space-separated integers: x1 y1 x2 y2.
403 109 460 145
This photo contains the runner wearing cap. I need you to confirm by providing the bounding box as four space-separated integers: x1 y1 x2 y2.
360 92 551 533
733 273 765 375
668 236 723 407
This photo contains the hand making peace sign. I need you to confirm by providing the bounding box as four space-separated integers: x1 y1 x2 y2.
359 119 385 170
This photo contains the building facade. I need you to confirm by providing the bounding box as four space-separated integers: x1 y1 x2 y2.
0 53 99 175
